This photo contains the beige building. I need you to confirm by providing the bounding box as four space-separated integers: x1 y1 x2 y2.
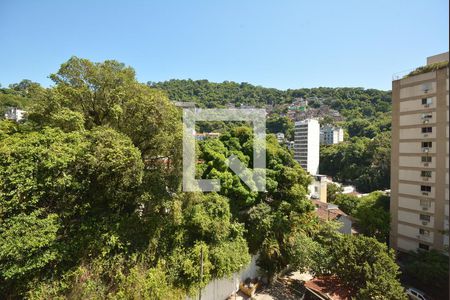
390 52 449 252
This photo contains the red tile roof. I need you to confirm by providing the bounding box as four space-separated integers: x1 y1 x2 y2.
304 276 353 300
311 200 347 221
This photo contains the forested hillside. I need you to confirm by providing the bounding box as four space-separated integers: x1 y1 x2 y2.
149 79 391 118
150 79 392 192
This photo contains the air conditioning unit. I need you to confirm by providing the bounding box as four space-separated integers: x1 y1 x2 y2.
422 221 429 225
422 192 429 196
423 133 428 137
424 104 430 108
422 207 428 211
422 148 429 153
421 84 431 93
423 163 429 166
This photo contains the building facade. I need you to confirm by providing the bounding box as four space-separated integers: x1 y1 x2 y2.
320 125 344 145
308 174 328 202
294 119 320 175
390 52 449 252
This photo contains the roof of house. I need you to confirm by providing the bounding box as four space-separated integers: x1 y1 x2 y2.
304 276 353 300
311 199 347 221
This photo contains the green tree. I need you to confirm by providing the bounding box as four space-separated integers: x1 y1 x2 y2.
326 182 343 203
403 250 449 291
329 235 406 299
354 191 390 243
332 193 360 215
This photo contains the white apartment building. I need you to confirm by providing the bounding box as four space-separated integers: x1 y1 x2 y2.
294 119 320 175
390 52 449 253
320 125 344 145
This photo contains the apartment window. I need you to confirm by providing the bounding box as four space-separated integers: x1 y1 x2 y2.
419 214 431 221
420 199 431 208
421 142 432 148
422 114 433 120
421 127 432 133
421 156 432 163
418 243 429 251
419 229 430 236
420 185 431 192
421 171 432 178
421 98 433 105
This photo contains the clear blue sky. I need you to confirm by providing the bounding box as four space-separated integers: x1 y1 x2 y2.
0 0 448 90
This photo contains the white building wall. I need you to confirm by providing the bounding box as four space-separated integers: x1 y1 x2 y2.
307 120 320 175
294 119 320 175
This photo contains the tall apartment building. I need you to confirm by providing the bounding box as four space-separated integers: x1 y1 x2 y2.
390 52 449 253
294 119 320 175
320 125 344 145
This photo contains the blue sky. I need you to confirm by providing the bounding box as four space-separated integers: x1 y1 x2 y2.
0 0 448 90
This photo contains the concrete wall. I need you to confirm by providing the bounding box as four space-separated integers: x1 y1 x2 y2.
398 210 435 228
427 52 449 65
399 182 435 198
399 169 435 183
188 255 260 300
400 127 436 139
399 112 436 126
398 196 435 213
399 156 436 168
400 97 436 112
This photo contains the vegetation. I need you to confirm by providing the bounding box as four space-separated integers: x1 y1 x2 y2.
0 79 44 116
320 132 391 192
327 189 390 243
289 224 406 299
0 58 405 299
150 80 392 191
405 61 449 78
403 250 449 292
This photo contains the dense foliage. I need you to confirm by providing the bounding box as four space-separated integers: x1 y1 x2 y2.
150 79 392 191
403 250 449 292
288 223 406 299
320 132 391 192
327 190 391 243
0 58 404 299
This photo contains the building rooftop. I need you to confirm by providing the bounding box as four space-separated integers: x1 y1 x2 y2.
403 51 449 78
304 276 352 300
311 199 347 221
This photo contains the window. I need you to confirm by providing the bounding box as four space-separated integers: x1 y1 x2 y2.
420 185 431 192
421 171 432 178
421 127 432 133
418 243 429 251
420 199 431 207
421 98 433 105
421 113 432 120
419 214 431 221
421 142 432 148
421 156 432 163
419 228 430 236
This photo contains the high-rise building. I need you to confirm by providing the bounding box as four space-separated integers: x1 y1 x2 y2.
294 119 320 175
390 52 449 252
320 125 344 145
